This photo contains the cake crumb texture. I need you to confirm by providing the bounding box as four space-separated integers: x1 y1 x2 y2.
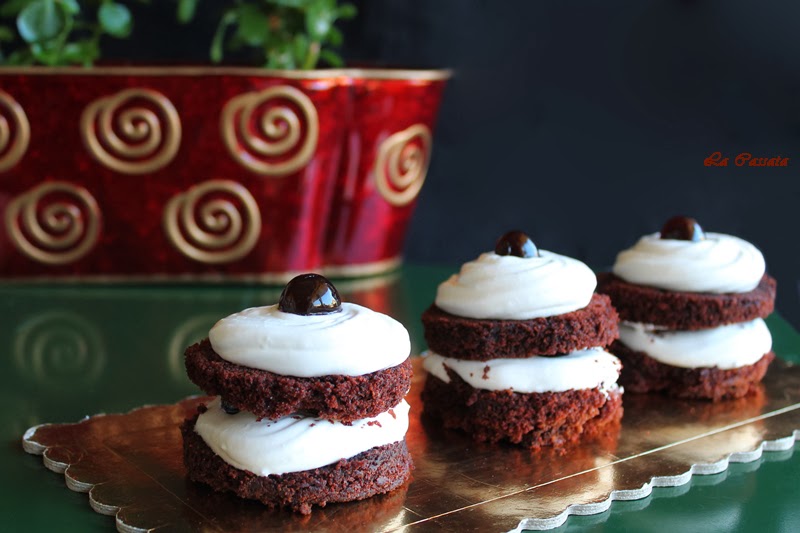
185 339 412 423
422 293 620 360
596 273 776 330
182 413 413 515
610 340 774 401
421 369 623 450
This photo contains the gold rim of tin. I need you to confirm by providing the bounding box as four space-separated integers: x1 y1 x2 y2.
348 68 452 80
0 256 403 285
0 66 452 80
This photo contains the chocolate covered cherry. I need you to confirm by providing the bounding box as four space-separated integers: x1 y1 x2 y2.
660 216 706 242
494 230 539 258
278 273 342 315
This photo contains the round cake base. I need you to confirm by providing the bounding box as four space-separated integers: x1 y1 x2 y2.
421 370 623 450
185 339 412 423
421 293 620 360
610 340 774 401
181 413 413 515
596 273 776 330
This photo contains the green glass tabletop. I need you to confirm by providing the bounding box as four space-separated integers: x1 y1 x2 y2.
1 264 798 532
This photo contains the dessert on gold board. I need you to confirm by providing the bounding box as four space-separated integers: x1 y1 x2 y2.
421 230 622 449
597 216 776 401
181 274 413 514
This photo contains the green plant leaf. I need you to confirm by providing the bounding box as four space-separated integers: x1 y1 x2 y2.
98 2 131 38
210 9 236 63
4 48 34 64
337 3 356 19
62 39 98 64
291 33 308 65
0 0 32 18
59 0 80 15
319 48 342 67
266 41 295 69
305 0 334 40
17 0 67 43
235 3 268 46
0 25 14 41
267 0 309 8
30 40 62 64
176 0 197 24
325 25 341 46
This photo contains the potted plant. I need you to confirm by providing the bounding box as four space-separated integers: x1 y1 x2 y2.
0 0 449 281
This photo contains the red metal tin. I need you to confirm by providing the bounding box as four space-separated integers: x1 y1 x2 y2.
0 67 449 281
324 73 448 276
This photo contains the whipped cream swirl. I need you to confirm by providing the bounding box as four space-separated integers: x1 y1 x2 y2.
209 303 410 377
435 250 597 320
612 232 765 293
423 348 621 393
195 397 409 476
619 319 772 369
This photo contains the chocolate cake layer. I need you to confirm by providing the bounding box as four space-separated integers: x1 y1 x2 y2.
610 340 774 401
422 293 619 360
596 273 776 330
182 412 412 515
421 369 623 450
185 339 412 423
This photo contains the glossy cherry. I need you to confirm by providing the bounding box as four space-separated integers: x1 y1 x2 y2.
278 273 342 315
660 216 706 241
494 230 539 258
221 401 240 415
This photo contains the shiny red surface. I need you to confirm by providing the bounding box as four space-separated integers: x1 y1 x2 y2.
0 70 447 279
325 78 447 267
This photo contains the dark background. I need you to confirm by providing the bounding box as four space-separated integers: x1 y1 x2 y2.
108 0 799 327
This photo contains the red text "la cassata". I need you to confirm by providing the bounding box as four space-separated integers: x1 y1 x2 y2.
705 152 789 167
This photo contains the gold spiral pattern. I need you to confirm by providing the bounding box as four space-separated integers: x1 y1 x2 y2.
374 124 432 206
221 85 319 177
13 311 106 389
0 90 31 172
81 88 181 174
5 181 101 265
163 179 261 264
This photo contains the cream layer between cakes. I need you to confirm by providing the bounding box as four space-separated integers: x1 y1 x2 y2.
194 397 410 476
618 319 772 370
423 348 621 393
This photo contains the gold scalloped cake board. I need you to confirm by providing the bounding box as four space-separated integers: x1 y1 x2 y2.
22 358 800 532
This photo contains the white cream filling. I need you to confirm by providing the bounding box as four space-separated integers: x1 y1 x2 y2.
208 303 410 377
612 232 765 293
194 397 410 476
434 250 597 320
422 348 621 393
618 319 772 369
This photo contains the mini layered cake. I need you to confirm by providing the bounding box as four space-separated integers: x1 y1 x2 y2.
182 274 413 514
597 216 777 401
421 231 623 450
